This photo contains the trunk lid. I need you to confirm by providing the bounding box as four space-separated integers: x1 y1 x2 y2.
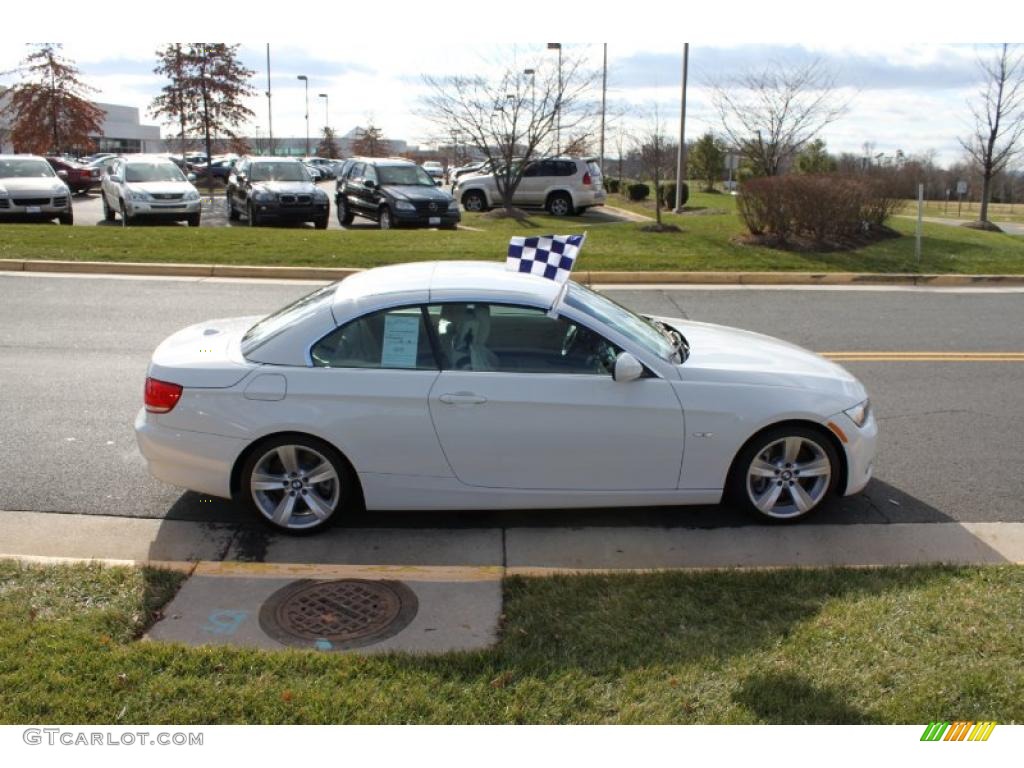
148 316 261 388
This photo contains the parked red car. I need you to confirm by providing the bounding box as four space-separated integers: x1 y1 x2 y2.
45 157 101 195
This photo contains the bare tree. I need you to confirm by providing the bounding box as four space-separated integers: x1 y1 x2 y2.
636 107 674 226
960 44 1024 227
350 123 388 157
709 59 848 176
421 52 595 213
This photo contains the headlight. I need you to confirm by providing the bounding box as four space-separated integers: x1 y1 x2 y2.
184 190 200 201
448 199 460 211
843 399 871 428
128 190 150 201
394 200 416 211
253 190 274 202
314 189 328 201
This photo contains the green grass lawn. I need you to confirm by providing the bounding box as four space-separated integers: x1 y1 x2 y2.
1 187 1022 273
2 560 1022 724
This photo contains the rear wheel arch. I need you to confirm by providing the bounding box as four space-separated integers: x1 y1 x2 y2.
230 431 364 509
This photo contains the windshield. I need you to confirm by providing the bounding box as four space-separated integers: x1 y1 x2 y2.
378 165 435 186
0 159 56 178
249 162 310 182
125 162 186 183
564 282 677 362
241 284 337 356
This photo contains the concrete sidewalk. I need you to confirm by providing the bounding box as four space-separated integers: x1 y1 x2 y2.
4 509 1023 654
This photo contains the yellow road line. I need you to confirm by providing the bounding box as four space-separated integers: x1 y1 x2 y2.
822 352 1024 362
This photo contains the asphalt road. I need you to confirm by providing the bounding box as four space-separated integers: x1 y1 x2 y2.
1 273 1022 529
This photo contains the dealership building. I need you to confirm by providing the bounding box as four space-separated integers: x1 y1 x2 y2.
0 86 162 155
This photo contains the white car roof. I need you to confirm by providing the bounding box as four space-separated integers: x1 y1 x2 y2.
330 261 562 322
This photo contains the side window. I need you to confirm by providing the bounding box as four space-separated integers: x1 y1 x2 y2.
536 161 559 177
521 162 540 178
427 303 620 375
311 306 437 370
558 161 577 177
364 164 379 184
349 162 364 180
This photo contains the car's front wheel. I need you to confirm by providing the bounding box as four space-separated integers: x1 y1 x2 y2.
379 206 393 230
102 195 116 222
337 197 354 225
728 426 839 521
241 436 355 533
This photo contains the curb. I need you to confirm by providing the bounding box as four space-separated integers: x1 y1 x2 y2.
3 258 1024 286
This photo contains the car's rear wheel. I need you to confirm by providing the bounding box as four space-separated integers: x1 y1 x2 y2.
337 197 354 225
461 190 486 212
379 206 393 230
241 436 355 533
547 192 574 216
728 426 839 522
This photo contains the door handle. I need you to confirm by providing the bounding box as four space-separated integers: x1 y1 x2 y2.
439 392 487 405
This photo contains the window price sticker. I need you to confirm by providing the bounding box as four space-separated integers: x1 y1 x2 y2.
380 314 420 368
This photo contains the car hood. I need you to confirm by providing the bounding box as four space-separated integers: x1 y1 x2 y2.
385 185 452 202
0 177 69 196
652 315 866 403
126 181 196 195
252 181 318 194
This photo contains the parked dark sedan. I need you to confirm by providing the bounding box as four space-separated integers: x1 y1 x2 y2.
45 157 100 194
335 157 460 229
225 157 330 228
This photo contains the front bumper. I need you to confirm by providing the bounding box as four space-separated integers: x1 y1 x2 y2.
134 408 245 500
393 207 461 227
126 199 201 218
0 196 70 218
252 200 329 221
830 409 878 496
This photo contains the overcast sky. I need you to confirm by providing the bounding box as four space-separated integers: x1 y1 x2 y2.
0 41 1004 166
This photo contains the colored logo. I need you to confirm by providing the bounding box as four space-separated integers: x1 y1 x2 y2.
921 721 996 741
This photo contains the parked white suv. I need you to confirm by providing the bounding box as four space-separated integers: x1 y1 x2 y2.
101 155 202 226
454 156 605 216
0 155 73 225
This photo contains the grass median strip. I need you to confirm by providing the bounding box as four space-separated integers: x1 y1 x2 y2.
2 190 1023 274
1 560 1021 724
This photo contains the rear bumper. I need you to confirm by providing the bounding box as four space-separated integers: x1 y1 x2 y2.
134 409 245 500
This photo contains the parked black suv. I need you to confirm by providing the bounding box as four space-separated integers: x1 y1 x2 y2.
335 157 460 229
226 157 330 228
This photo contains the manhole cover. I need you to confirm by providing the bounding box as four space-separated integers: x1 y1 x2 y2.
259 579 418 650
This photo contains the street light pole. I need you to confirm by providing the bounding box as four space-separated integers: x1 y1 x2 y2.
297 75 309 156
319 93 329 133
547 43 562 155
265 44 274 155
674 43 689 212
600 43 607 173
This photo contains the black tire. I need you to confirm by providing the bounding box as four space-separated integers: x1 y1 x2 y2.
461 190 487 213
239 434 358 534
187 213 201 227
58 209 74 226
547 191 575 217
248 203 260 227
336 197 354 226
726 425 840 523
102 195 115 222
314 216 328 230
378 206 393 230
119 200 130 227
227 194 239 221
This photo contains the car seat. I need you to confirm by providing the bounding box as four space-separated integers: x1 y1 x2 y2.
448 304 499 371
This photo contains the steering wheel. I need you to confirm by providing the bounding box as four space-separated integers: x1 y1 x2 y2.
560 324 579 357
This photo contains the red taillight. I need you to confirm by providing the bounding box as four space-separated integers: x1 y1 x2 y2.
582 172 592 186
145 377 183 413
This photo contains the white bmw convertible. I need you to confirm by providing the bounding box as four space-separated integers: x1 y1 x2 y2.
135 261 877 532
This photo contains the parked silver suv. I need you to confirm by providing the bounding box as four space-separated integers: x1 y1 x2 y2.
101 155 202 226
454 156 605 216
0 155 73 225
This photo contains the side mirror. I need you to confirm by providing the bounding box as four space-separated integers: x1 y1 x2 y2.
187 172 197 182
57 169 68 179
363 179 376 189
612 352 644 382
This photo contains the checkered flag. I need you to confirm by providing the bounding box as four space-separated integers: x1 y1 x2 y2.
506 233 586 282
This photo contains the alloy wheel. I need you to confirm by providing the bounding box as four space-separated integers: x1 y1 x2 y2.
745 436 832 519
249 444 342 530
